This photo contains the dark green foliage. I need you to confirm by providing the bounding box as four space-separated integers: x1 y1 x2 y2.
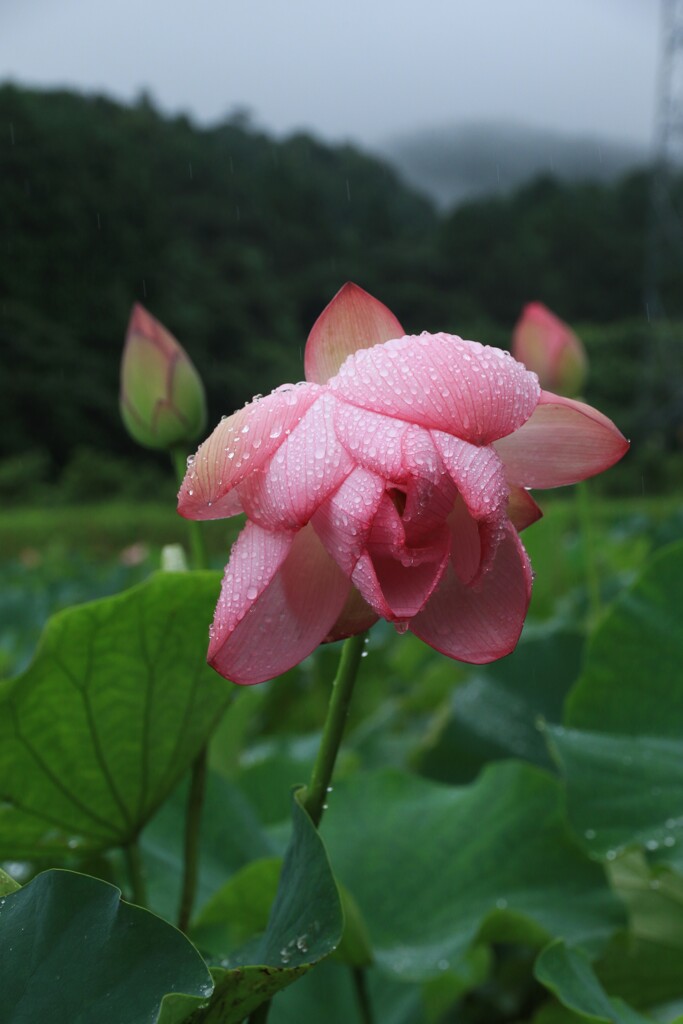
436 173 651 326
4 516 683 1020
0 84 435 475
2 83 678 499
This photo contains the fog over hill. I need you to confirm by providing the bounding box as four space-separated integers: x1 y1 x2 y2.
380 121 651 208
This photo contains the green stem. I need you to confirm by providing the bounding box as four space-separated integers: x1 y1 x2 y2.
125 840 147 906
170 446 209 932
177 745 208 932
247 1003 271 1024
171 445 207 570
302 632 368 827
352 967 373 1024
576 479 601 623
250 633 370 1024
304 633 374 1024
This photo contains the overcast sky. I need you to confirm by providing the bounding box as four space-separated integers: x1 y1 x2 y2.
0 0 660 153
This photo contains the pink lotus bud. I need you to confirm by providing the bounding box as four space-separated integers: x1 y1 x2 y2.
512 303 587 397
120 304 207 450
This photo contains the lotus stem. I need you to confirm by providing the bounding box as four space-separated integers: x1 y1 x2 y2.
124 840 147 906
352 966 373 1024
302 632 368 827
250 632 372 1024
171 446 209 933
171 446 207 570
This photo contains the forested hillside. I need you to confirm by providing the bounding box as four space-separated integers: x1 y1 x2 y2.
0 86 438 465
0 84 676 498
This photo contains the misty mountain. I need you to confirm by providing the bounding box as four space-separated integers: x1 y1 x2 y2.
380 121 650 208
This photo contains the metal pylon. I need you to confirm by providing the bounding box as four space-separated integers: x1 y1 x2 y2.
643 0 683 427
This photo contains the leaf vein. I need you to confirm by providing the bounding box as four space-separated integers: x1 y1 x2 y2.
7 701 122 840
51 639 134 834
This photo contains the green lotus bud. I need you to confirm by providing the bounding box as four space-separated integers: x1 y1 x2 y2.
120 304 207 450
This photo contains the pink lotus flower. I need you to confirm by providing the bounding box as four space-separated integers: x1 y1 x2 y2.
179 284 627 685
512 302 588 397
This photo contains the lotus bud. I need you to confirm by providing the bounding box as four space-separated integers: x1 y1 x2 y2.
120 304 207 450
512 302 588 397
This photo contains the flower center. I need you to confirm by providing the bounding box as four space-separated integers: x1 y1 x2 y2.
387 486 407 517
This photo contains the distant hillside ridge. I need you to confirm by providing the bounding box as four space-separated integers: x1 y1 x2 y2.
381 120 650 208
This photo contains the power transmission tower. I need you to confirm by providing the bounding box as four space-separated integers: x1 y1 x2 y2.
644 0 683 428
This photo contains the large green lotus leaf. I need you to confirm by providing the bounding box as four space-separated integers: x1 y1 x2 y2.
565 541 683 736
320 763 623 981
0 869 213 1024
207 685 267 778
185 792 343 1024
535 940 654 1024
267 961 359 1024
0 866 20 895
141 769 276 923
546 726 683 859
594 852 683 1010
534 1003 596 1024
191 857 374 971
598 934 683 1014
607 852 683 950
420 947 492 1023
268 959 421 1024
190 857 282 956
549 542 683 861
333 883 374 968
269 953 489 1024
417 628 583 783
233 738 318 826
0 571 229 857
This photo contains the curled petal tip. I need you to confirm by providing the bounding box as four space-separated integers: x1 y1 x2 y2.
494 391 629 489
177 383 323 521
304 281 404 384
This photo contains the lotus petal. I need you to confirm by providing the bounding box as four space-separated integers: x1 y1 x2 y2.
178 383 321 521
209 522 350 685
493 391 629 488
311 466 386 575
324 587 378 642
507 486 543 531
330 333 540 444
304 282 404 384
411 523 533 663
237 394 354 529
